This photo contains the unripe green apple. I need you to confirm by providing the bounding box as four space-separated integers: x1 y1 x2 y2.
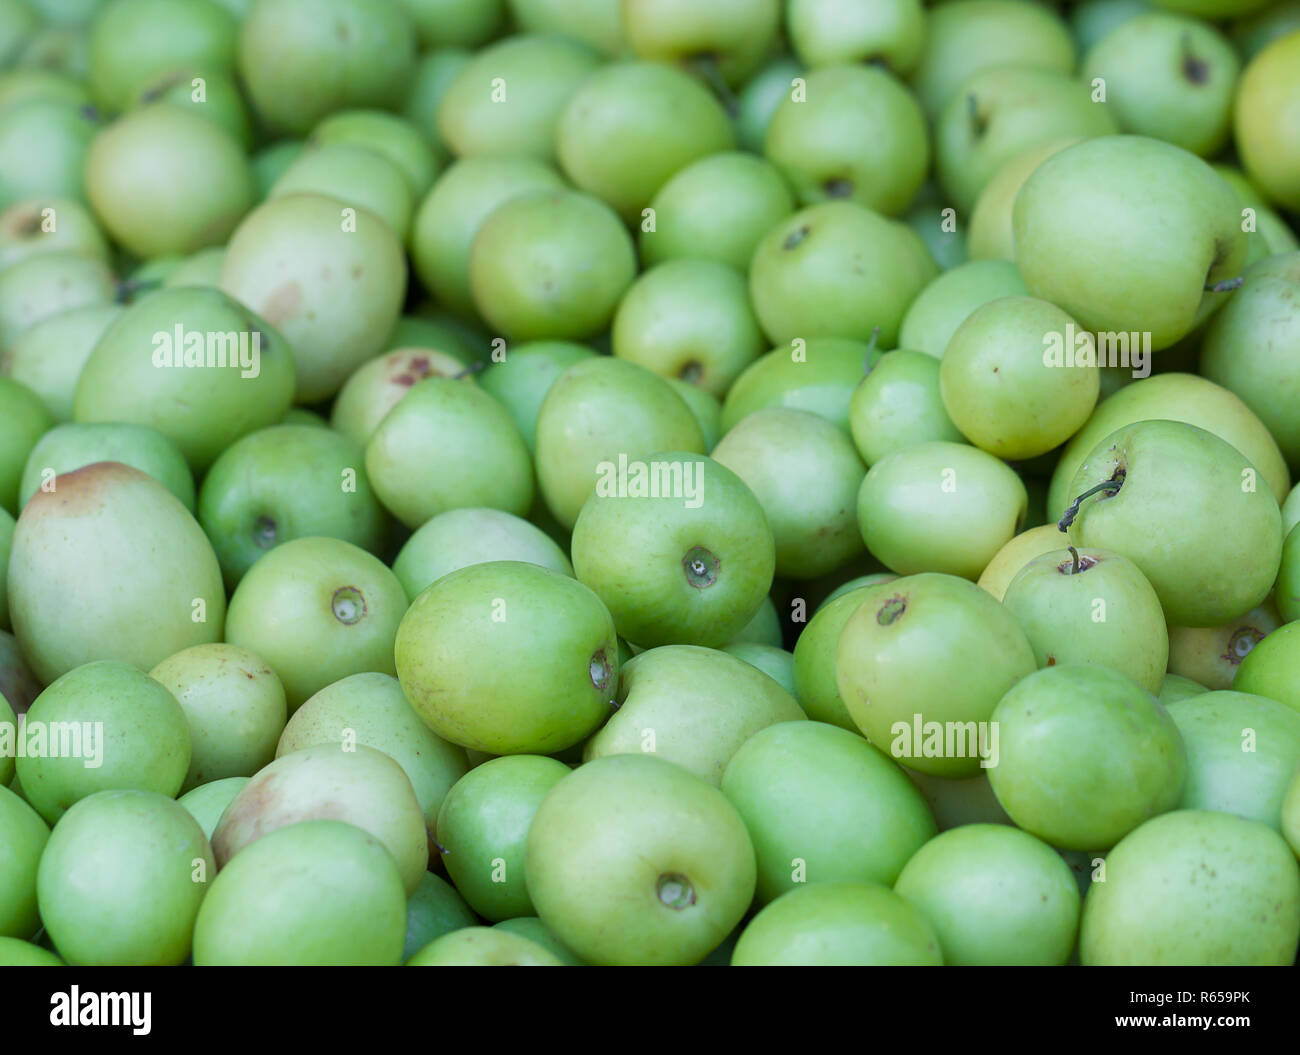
792 583 879 730
269 142 413 240
1234 29 1300 213
194 819 407 965
1279 524 1300 623
492 916 585 965
1160 673 1210 706
902 767 1014 831
478 341 594 453
966 139 1079 261
0 376 54 515
721 643 796 696
1168 597 1281 690
4 303 120 425
623 0 779 87
1283 771 1300 858
976 524 1066 602
849 349 965 467
836 573 1037 777
309 108 437 200
0 783 47 939
989 665 1186 849
402 871 477 963
735 56 803 154
0 250 115 353
584 644 805 785
526 753 757 966
731 593 783 647
721 337 879 435
0 936 62 965
787 0 925 72
331 347 469 450
1234 619 1300 712
1063 419 1283 626
1080 809 1300 964
0 196 108 270
0 100 99 210
505 0 622 55
8 463 224 684
176 776 248 840
408 926 564 966
897 259 1029 359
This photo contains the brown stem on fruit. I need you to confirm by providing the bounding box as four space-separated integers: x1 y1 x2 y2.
967 93 987 139
453 361 486 380
1205 276 1243 293
1068 545 1081 574
1057 477 1124 532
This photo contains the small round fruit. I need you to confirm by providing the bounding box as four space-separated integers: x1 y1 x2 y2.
407 927 563 966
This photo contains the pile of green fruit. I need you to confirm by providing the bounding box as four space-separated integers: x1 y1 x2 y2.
1 0 1300 968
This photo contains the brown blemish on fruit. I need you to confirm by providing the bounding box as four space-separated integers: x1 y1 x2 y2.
876 595 906 625
260 282 302 326
784 225 811 250
20 462 146 520
1046 655 1057 666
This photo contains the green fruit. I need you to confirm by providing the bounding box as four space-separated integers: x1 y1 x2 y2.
720 642 797 697
1279 524 1300 624
8 464 224 684
1283 771 1300 858
224 536 407 712
176 776 248 840
749 200 938 348
477 340 595 453
0 101 98 210
731 593 782 647
0 376 53 514
220 193 406 404
15 661 191 826
903 767 1014 831
849 349 964 467
492 916 584 965
0 784 48 939
1160 673 1209 707
395 561 618 755
787 0 925 72
571 453 776 648
194 820 407 965
857 441 1027 580
402 871 477 963
894 824 1080 965
667 379 723 450
310 108 438 199
623 0 779 86
130 69 252 149
469 189 637 342
967 138 1079 261
0 250 115 353
836 573 1036 777
584 644 805 785
989 665 1186 849
0 196 108 269
402 0 503 48
555 60 735 222
408 926 563 966
74 287 296 472
639 152 795 273
331 347 469 449
1234 620 1300 712
1234 30 1300 214
897 259 1029 359
198 423 388 587
393 507 572 603
1168 598 1281 690
436 754 570 920
1002 547 1169 694
0 937 62 965
1063 419 1283 626
162 246 226 289
792 583 879 730
278 672 469 837
506 0 622 54
735 56 802 154
270 142 413 239
1080 810 1300 964
722 721 936 903
732 882 943 966
249 138 303 198
149 644 286 794
526 754 757 966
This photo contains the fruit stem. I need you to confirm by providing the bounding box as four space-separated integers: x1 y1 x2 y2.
1057 478 1123 532
864 325 881 371
1205 276 1243 293
1068 545 1081 574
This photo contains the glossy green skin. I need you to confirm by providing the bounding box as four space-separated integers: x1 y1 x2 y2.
74 287 296 472
37 790 212 965
224 537 407 712
479 341 595 453
20 423 194 513
713 408 865 579
437 33 600 163
526 754 757 966
331 347 467 449
9 464 225 685
908 0 1076 117
213 743 427 895
176 776 248 840
571 453 776 648
1283 771 1300 858
936 66 1117 214
940 296 1099 460
735 56 803 154
584 645 805 786
1066 420 1284 627
0 101 99 210
1160 673 1209 707
896 260 1028 359
903 767 1013 830
732 882 943 966
989 665 1187 849
849 350 964 467
555 61 735 223
408 926 563 966
87 0 236 113
667 380 723 450
163 246 226 289
787 0 925 71
836 574 1036 777
401 0 504 48
749 201 937 348
765 64 927 216
130 70 251 149
150 644 286 794
279 672 469 835
365 377 534 530
1234 620 1300 712
1167 598 1281 690
1279 524 1300 624
722 721 935 903
721 338 879 435
310 109 438 199
0 67 89 110
1071 0 1151 52
469 189 637 342
0 251 115 353
395 561 618 755
968 138 1079 262
1047 373 1291 523
0 196 108 270
0 376 51 514
402 871 477 963
1201 252 1300 466
819 571 898 609
410 156 564 318
1235 30 1300 213
1014 136 1248 351
858 441 1027 580
0 937 62 965
792 584 877 730
250 139 303 198
0 784 47 939
507 0 623 54
200 424 388 587
1166 690 1300 830
1083 13 1238 156
1080 809 1300 964
85 103 252 258
404 47 471 152
894 824 1080 965
1213 163 1300 258
721 643 796 697
493 916 584 965
237 0 415 135
731 594 782 647
195 820 407 965
15 661 190 826
624 0 778 87
612 259 764 397
640 152 794 272
437 755 570 920
220 193 407 404
393 507 573 603
271 143 413 239
535 357 705 530
1002 547 1168 694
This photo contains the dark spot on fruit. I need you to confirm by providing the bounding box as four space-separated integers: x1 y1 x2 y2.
253 514 278 549
679 360 703 384
1046 655 1057 666
261 282 302 326
823 178 854 198
1223 626 1264 665
784 225 811 251
877 596 906 625
351 265 362 279
1181 35 1209 84
393 373 417 386
683 546 719 588
656 873 695 909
